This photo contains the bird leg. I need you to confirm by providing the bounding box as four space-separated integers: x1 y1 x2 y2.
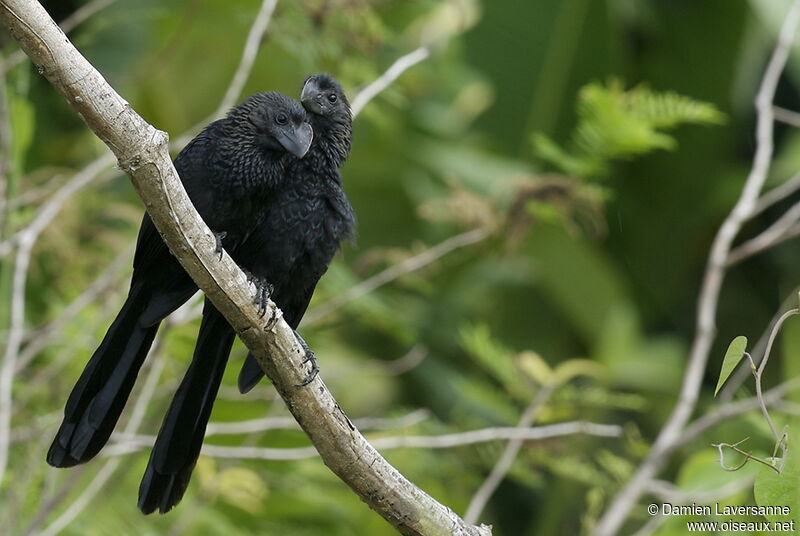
243 269 273 317
294 331 319 386
213 231 227 260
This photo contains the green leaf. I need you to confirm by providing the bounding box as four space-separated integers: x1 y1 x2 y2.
754 431 799 525
714 336 748 396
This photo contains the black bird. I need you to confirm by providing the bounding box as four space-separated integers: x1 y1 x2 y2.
47 92 312 470
137 74 355 514
237 73 355 393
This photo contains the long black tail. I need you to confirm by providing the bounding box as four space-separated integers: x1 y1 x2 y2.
138 301 235 514
47 283 159 467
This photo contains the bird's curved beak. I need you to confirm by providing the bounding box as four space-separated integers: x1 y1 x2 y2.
277 122 313 158
301 77 325 115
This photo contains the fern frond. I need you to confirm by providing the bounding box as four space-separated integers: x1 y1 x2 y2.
626 86 726 128
533 79 725 179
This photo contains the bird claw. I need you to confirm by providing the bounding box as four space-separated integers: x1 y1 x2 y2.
213 231 227 260
243 270 273 317
255 282 273 317
294 332 319 387
297 350 319 386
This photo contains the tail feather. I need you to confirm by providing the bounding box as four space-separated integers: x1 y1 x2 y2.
139 281 198 328
48 285 158 467
138 302 235 514
237 354 264 394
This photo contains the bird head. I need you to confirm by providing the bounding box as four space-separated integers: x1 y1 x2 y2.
301 74 351 121
244 92 313 158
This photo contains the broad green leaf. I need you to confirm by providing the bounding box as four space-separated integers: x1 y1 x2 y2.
714 336 748 396
754 430 799 525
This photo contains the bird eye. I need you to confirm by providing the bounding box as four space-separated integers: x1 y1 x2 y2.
327 93 338 104
275 113 288 125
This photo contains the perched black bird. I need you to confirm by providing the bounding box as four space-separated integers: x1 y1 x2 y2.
47 92 312 470
236 73 355 393
137 74 355 515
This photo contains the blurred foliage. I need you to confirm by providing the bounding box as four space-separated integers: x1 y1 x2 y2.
2 0 800 535
533 80 726 179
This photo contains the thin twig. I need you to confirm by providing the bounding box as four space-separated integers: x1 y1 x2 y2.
679 378 800 448
303 227 488 326
173 0 278 148
0 154 116 257
751 171 800 217
728 198 800 264
379 344 429 375
205 408 430 436
755 308 799 442
0 157 116 483
39 461 120 536
19 467 88 536
594 3 800 533
0 231 34 486
713 439 781 473
320 344 429 381
106 420 620 460
16 244 132 370
717 288 800 402
350 46 431 117
6 173 64 211
757 307 800 381
464 384 557 524
214 0 277 119
347 409 431 431
773 105 800 127
733 222 800 265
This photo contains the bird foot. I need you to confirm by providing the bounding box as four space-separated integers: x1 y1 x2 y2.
213 231 227 260
297 351 319 386
294 332 319 386
243 270 273 317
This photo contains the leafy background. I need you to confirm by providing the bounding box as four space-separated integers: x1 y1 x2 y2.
2 0 800 534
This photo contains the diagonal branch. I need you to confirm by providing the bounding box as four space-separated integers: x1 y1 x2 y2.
0 1 490 534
